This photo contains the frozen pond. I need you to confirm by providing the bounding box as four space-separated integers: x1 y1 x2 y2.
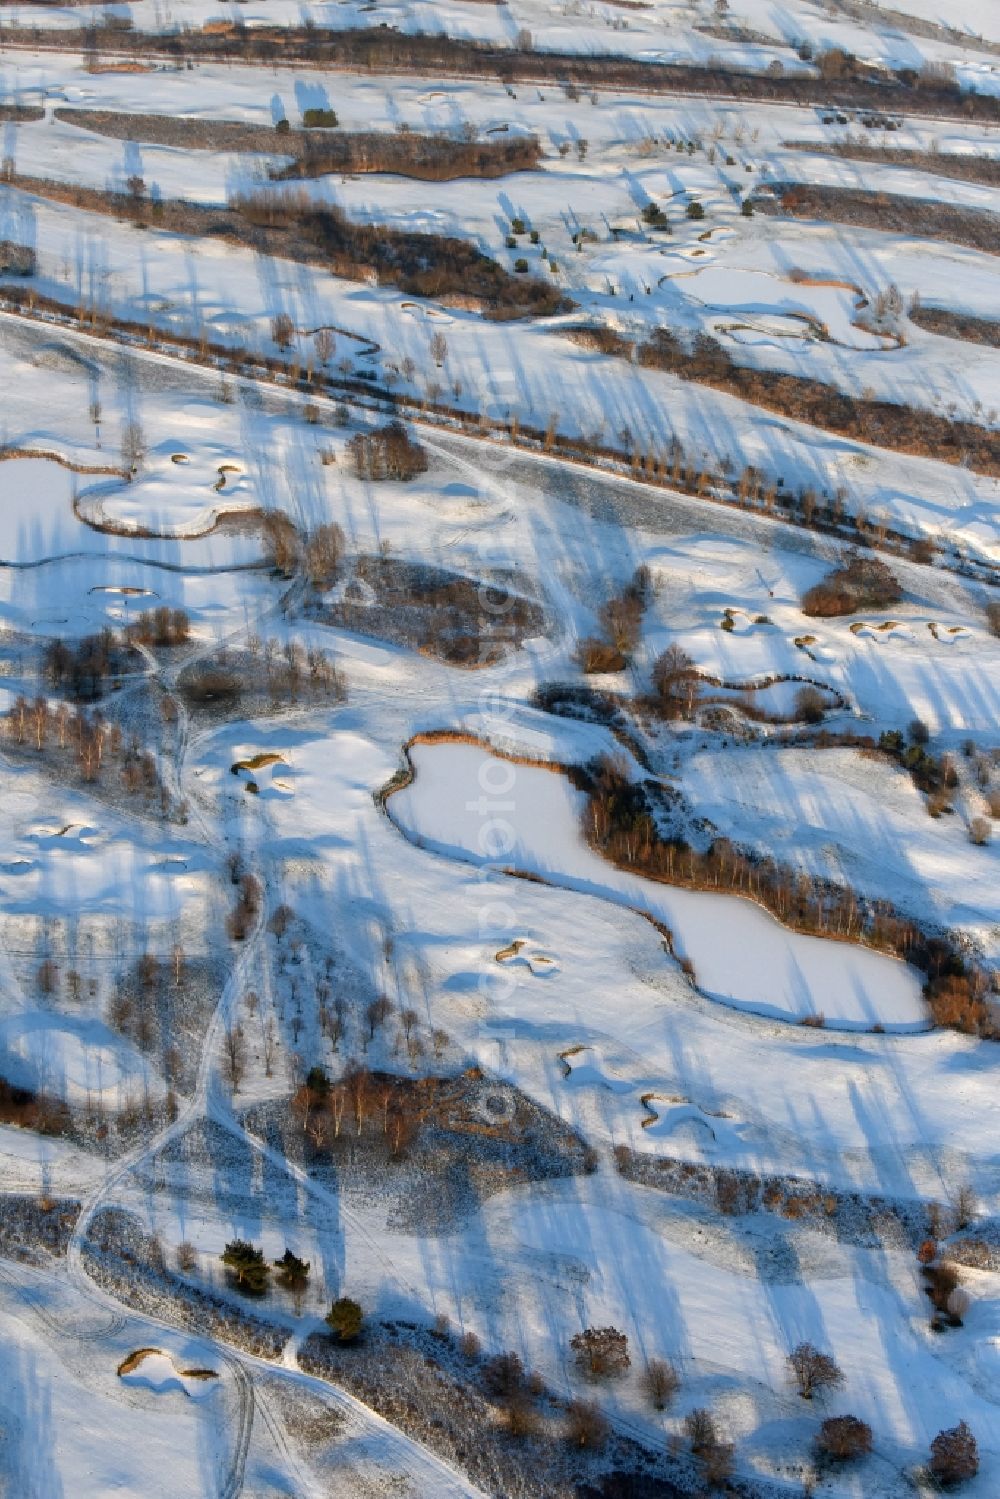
389 741 928 1031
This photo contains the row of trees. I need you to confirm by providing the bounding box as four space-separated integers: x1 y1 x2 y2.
127 607 191 648
5 696 160 794
580 753 994 1035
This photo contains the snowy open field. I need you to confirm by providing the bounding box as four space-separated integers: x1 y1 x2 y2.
0 0 996 1495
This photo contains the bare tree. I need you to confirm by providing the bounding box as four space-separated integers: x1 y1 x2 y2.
223 1022 247 1093
304 522 346 588
685 1408 718 1453
789 1343 843 1400
400 1007 419 1042
270 312 295 349
651 643 700 719
314 327 335 365
261 512 302 576
121 417 145 476
365 995 393 1043
565 1398 607 1450
954 1184 977 1230
643 1357 679 1410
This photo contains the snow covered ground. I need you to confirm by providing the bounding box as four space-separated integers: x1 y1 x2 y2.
0 1 996 1494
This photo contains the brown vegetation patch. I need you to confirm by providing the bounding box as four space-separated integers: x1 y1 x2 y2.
243 1066 595 1231
348 421 428 481
320 556 543 667
1 690 168 808
178 637 345 720
55 108 543 181
0 445 124 479
908 304 1000 349
116 1347 161 1377
757 181 1000 256
615 1146 945 1249
107 952 226 1097
801 552 901 616
11 21 998 120
573 323 1000 478
0 1076 71 1136
782 140 1000 188
298 1319 671 1499
4 171 566 321
0 1192 80 1261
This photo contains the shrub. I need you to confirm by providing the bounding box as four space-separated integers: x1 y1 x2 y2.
570 1326 630 1379
565 1397 608 1449
514 257 529 272
987 600 1000 638
923 1260 960 1312
796 685 826 724
302 107 339 128
482 1350 524 1397
643 1357 679 1409
504 1393 542 1438
686 200 705 219
176 1240 198 1273
816 1415 873 1462
929 1421 979 1486
576 637 626 673
955 1183 977 1230
801 552 901 616
325 1296 363 1342
700 1441 735 1487
460 1330 481 1360
788 1342 843 1399
0 240 35 275
970 816 991 846
947 1287 971 1325
304 521 345 587
925 975 985 1034
261 511 301 575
